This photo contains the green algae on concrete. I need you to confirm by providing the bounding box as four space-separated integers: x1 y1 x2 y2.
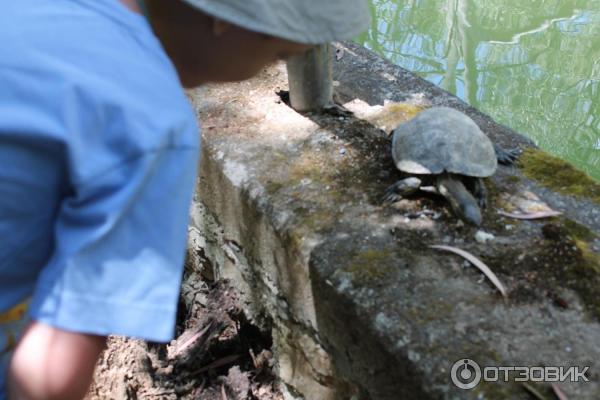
519 148 600 203
480 213 600 320
541 221 600 320
560 217 598 242
290 152 333 184
293 206 341 233
345 249 395 285
265 180 285 195
567 238 600 319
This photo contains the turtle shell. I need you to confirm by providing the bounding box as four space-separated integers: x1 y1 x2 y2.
391 107 497 177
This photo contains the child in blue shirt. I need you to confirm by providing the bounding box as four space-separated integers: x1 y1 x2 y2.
0 0 368 398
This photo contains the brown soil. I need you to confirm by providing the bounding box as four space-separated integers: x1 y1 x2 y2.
86 276 282 400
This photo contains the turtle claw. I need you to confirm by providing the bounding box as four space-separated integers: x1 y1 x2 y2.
383 185 403 204
383 192 402 204
478 196 487 209
494 145 521 165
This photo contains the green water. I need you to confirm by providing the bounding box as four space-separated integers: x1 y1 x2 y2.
357 0 600 180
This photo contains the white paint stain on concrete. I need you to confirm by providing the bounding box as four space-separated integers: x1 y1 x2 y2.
224 159 249 186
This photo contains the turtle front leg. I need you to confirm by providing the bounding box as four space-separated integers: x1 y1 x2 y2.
383 177 422 204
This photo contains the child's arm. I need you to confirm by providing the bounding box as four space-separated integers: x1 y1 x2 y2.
7 321 106 400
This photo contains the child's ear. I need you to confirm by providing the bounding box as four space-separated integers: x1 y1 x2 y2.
212 18 232 36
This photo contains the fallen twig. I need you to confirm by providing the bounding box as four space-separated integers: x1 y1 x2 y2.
191 354 241 375
192 379 206 397
249 348 258 369
170 320 215 359
430 245 507 298
522 382 549 400
221 384 228 400
551 383 569 400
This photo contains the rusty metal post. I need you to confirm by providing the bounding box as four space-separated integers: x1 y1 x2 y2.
286 44 333 112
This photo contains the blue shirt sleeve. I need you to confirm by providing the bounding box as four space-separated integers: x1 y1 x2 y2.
29 144 198 342
0 0 202 343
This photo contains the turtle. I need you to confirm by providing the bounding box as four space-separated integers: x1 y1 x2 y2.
383 106 518 226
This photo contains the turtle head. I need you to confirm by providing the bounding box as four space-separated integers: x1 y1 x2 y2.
453 200 482 226
437 177 482 226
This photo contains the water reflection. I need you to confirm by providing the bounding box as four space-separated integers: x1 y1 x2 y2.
357 0 600 180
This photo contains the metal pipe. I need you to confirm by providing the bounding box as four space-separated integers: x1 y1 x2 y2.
286 44 333 112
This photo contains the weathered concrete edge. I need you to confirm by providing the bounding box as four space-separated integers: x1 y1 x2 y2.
189 143 342 399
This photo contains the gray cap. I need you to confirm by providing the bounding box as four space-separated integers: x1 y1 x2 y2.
180 0 370 44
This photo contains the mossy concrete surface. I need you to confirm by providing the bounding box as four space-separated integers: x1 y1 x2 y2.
187 43 600 399
519 148 600 204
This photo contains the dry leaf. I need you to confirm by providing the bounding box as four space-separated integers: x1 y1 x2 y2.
430 245 507 298
498 210 562 220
